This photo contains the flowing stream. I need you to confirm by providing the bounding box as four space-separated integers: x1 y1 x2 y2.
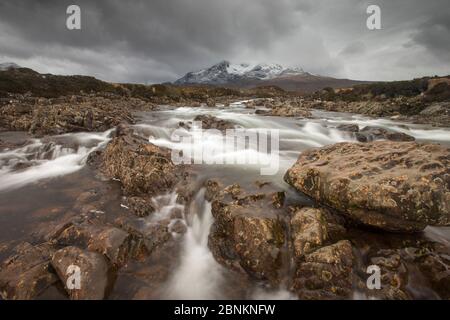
0 101 449 299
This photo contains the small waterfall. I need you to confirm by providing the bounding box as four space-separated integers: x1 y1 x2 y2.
163 188 225 299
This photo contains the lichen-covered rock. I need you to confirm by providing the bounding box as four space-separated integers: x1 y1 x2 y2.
114 216 171 255
292 240 354 299
53 222 133 267
51 246 112 300
192 114 235 131
0 242 57 299
284 141 450 232
355 126 415 142
256 103 312 117
208 184 286 284
290 207 346 259
233 215 285 282
100 127 180 196
125 196 155 217
0 95 148 136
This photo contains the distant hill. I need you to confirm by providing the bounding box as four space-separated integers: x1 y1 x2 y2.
0 65 287 100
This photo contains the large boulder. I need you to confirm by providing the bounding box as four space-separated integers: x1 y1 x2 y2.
284 141 450 232
100 126 180 196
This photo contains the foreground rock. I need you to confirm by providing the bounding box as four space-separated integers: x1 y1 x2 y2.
53 221 134 267
292 240 354 299
0 243 57 299
284 141 450 232
100 126 180 197
51 246 112 300
208 183 286 284
290 207 346 259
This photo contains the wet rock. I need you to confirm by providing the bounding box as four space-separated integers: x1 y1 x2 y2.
114 216 171 255
415 246 450 299
284 141 450 232
208 185 286 284
336 124 359 132
355 126 415 142
256 105 311 118
86 150 103 168
365 249 409 299
125 196 155 217
101 127 180 196
206 98 216 107
51 246 112 300
53 222 133 267
169 220 187 235
204 179 221 201
350 232 450 300
290 207 346 259
292 240 354 299
192 114 235 131
0 242 58 299
255 98 312 118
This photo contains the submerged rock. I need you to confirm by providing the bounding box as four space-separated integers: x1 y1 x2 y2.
284 141 450 232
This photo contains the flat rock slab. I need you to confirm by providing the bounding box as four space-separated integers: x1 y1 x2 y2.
284 141 450 232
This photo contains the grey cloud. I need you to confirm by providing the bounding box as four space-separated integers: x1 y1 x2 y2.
0 0 449 83
339 42 367 57
411 13 450 62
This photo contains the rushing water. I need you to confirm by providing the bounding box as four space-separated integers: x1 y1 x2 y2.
0 101 449 299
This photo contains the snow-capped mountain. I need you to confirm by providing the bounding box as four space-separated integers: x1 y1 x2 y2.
174 60 306 85
0 62 21 71
174 60 367 92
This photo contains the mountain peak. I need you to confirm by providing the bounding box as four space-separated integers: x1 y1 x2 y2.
174 61 306 85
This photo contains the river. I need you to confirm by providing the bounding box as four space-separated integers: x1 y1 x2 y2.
0 101 449 299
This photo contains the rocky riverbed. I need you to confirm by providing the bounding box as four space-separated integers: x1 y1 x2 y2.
0 98 449 300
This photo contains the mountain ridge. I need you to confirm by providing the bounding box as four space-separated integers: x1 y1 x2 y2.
174 60 369 92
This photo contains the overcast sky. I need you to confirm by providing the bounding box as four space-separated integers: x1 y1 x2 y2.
0 0 449 83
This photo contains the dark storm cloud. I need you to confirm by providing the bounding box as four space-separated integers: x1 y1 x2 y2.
410 13 450 62
0 0 449 82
